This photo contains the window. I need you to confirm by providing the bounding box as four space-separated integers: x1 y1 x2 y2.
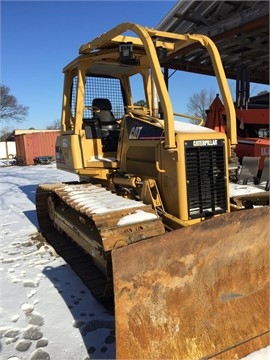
83 76 125 120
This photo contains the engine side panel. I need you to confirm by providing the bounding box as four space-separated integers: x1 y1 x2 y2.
118 116 230 222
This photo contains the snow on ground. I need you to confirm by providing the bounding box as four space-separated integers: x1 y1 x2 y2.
0 163 115 360
0 162 269 360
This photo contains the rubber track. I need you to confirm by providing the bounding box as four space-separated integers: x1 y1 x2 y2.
36 183 114 309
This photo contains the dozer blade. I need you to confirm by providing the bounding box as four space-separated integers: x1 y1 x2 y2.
112 207 270 360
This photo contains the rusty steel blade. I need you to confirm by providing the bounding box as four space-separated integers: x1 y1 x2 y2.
112 207 270 360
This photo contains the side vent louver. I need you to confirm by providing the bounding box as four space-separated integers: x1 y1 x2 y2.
185 140 228 219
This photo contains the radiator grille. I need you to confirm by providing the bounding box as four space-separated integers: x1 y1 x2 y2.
185 140 228 219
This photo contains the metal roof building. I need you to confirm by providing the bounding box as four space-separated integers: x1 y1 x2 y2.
156 1 269 85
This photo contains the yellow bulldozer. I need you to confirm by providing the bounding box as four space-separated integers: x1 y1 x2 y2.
36 23 269 359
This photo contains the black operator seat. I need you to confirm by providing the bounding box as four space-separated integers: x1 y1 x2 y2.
92 98 119 134
92 98 120 152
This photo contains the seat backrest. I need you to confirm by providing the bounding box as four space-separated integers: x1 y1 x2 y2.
237 156 260 184
92 98 116 124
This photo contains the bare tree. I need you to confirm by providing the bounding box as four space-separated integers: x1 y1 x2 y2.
0 85 29 122
134 100 147 107
187 89 216 123
0 126 14 141
46 119 61 130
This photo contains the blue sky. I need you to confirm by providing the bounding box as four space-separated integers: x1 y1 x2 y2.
1 0 268 131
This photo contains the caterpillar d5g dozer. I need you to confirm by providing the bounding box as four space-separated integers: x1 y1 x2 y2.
36 23 269 359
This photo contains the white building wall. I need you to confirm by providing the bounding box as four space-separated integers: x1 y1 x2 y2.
0 142 16 159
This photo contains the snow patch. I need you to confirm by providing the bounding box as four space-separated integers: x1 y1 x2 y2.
21 303 34 314
117 209 158 226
